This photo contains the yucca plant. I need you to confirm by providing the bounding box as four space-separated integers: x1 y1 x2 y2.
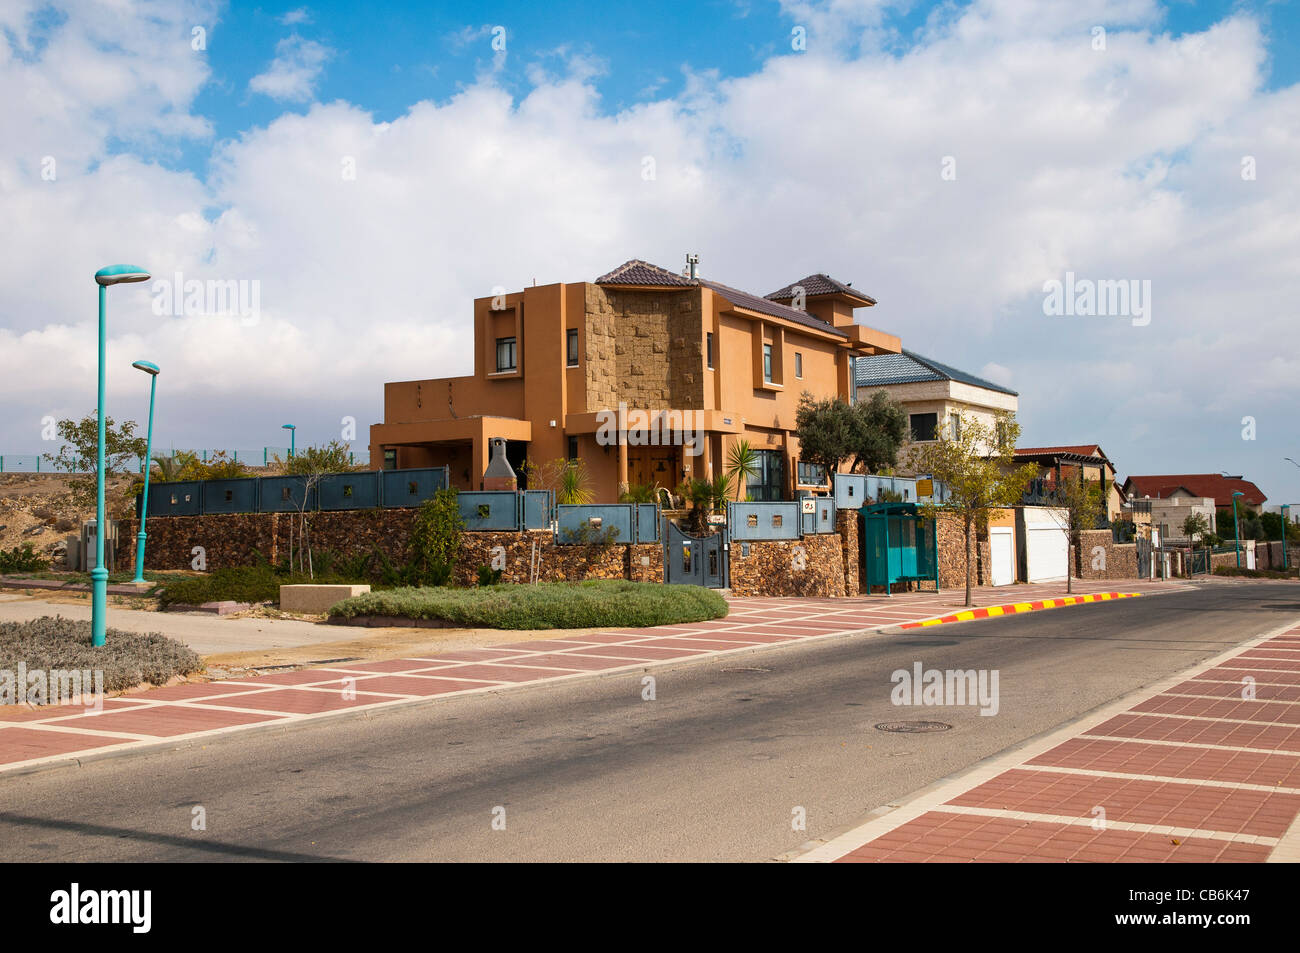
558 460 594 505
726 439 759 500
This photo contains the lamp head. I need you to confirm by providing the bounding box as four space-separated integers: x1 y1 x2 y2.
132 359 160 376
282 424 295 431
95 264 151 287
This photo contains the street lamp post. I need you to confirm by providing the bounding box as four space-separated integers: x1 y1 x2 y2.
282 424 296 460
91 265 151 648
131 360 160 585
1232 490 1245 569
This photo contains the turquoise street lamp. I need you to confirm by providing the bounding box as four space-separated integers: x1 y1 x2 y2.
282 423 296 459
131 360 160 585
92 265 151 647
1231 490 1245 568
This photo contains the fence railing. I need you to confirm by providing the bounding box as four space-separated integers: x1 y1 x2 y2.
146 467 447 517
1 447 370 474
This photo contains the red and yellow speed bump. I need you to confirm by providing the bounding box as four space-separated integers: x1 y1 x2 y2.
899 592 1142 629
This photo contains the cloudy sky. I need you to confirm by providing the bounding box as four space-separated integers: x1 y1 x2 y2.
1 0 1297 501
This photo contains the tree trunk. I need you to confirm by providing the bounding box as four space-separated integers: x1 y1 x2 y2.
964 514 974 607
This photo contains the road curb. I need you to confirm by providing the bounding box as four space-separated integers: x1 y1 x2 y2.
898 591 1141 629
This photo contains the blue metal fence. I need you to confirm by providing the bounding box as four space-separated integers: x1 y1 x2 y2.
556 504 634 545
144 466 449 515
728 501 802 540
635 503 661 543
458 491 523 531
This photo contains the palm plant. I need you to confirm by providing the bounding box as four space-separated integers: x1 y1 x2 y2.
726 439 759 500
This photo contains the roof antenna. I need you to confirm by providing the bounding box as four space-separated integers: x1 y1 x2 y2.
684 253 699 280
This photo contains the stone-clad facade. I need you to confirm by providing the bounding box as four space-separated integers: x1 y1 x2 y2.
728 532 846 598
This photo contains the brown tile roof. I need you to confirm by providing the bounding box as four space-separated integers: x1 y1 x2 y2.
593 259 847 337
594 259 695 286
699 279 847 338
1015 445 1105 459
766 274 876 306
1123 474 1267 507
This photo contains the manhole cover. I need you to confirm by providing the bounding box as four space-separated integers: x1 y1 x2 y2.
875 721 952 733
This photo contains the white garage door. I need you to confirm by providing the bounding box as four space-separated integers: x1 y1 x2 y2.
1026 525 1068 583
990 528 1015 586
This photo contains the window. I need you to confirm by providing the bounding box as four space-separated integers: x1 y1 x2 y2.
566 329 579 367
383 449 397 471
797 461 827 486
567 435 578 460
795 352 803 379
224 489 233 502
763 343 773 383
706 332 714 369
495 336 517 372
343 484 353 497
748 449 785 501
910 413 938 442
949 413 961 440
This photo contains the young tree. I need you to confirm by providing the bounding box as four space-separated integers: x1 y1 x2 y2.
1046 475 1106 593
43 413 148 508
1182 512 1211 548
909 412 1039 607
273 442 357 576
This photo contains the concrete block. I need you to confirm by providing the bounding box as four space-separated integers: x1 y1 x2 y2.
279 584 370 613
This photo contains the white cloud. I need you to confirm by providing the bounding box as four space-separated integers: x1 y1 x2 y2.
1 0 1298 496
279 7 312 26
248 34 332 103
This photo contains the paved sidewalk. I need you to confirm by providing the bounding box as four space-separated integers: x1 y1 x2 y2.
0 580 1186 776
799 618 1300 863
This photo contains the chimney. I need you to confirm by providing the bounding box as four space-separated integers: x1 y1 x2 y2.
684 253 699 280
482 437 517 491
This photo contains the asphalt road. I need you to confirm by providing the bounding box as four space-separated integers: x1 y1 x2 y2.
3 582 1297 862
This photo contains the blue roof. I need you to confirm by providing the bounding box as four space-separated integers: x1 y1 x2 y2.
854 350 1018 396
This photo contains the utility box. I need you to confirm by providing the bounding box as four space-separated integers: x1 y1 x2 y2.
80 519 120 573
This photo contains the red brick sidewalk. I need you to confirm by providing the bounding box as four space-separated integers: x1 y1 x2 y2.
799 619 1300 863
0 580 1184 776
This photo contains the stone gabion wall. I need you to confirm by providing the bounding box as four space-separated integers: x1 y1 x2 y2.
835 508 861 595
117 514 281 571
627 543 665 583
1074 529 1139 580
729 532 846 598
935 512 989 590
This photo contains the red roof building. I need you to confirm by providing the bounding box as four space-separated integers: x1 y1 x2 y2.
1121 474 1267 509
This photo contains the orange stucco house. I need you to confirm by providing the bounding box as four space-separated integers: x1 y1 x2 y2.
369 258 900 501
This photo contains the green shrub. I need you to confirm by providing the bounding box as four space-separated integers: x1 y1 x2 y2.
477 565 504 586
0 543 50 574
407 488 463 586
328 579 728 629
1212 566 1298 579
157 562 381 609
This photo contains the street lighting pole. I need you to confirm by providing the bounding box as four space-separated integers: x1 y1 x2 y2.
1232 490 1244 569
131 360 160 585
282 424 296 460
1283 503 1291 571
91 265 151 648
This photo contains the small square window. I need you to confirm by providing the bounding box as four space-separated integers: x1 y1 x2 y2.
746 514 758 528
408 481 418 495
169 493 177 505
567 436 578 460
763 343 773 383
281 487 291 501
477 504 491 518
771 513 783 528
343 485 354 497
224 490 233 502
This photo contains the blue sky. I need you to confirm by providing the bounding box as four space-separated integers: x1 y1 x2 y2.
164 0 1299 173
2 0 1299 504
